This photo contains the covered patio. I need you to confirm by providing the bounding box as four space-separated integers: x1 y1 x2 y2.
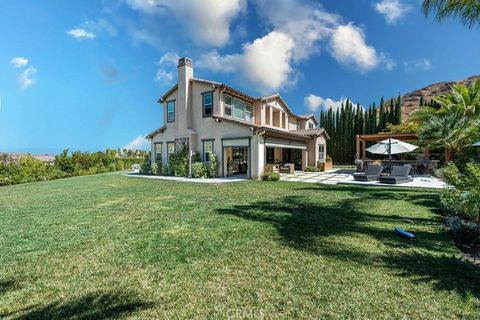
355 133 439 174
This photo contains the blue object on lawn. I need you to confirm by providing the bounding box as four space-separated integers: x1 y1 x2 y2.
394 227 416 238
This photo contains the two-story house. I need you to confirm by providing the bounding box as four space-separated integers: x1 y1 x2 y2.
146 57 329 179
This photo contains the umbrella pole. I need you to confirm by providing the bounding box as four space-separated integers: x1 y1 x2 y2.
389 136 392 168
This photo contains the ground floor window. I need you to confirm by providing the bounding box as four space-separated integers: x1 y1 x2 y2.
167 142 175 161
319 145 325 161
203 140 214 162
266 147 274 163
154 143 162 162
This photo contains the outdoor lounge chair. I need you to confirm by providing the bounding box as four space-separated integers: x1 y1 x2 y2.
379 165 413 184
279 163 295 174
353 165 383 181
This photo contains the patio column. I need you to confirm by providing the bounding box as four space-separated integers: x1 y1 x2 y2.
424 146 430 158
302 149 308 170
356 135 360 159
362 140 366 161
269 106 273 126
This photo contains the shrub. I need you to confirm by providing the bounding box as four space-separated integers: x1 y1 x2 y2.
305 166 319 172
206 152 218 178
169 150 189 177
270 172 281 181
55 149 75 174
140 156 152 175
440 163 480 221
154 159 163 175
445 215 480 245
161 164 172 176
261 172 281 181
192 162 208 178
151 163 159 175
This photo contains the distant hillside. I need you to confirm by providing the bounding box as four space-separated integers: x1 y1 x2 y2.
398 75 480 121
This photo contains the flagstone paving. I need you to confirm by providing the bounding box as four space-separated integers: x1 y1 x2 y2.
281 169 353 185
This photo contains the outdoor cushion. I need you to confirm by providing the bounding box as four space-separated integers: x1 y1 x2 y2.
353 165 383 181
390 165 411 177
379 165 413 184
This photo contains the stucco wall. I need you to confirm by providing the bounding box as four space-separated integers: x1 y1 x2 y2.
150 81 253 177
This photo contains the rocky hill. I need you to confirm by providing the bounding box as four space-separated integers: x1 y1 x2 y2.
399 75 480 120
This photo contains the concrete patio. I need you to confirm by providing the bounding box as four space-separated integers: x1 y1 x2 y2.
281 169 447 189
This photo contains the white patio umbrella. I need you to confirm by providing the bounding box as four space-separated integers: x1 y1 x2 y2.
471 141 480 147
366 138 418 158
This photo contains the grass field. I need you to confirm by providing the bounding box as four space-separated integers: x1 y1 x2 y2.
1 173 479 319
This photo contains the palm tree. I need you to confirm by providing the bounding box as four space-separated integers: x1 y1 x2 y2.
419 109 479 162
423 0 480 28
415 80 480 162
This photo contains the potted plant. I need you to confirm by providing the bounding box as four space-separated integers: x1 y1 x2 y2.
318 155 333 172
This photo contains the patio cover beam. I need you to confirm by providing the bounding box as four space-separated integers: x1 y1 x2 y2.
356 133 422 161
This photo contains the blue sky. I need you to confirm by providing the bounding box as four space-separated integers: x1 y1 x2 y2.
0 0 479 153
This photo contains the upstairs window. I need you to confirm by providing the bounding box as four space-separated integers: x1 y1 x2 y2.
308 122 314 129
202 91 213 117
224 94 233 116
234 98 245 119
245 103 253 122
224 94 253 122
154 143 162 162
167 100 175 123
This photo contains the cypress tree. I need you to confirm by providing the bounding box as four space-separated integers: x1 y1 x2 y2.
394 95 402 125
378 98 385 132
389 98 395 124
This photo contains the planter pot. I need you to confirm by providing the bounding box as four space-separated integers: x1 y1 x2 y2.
318 161 333 172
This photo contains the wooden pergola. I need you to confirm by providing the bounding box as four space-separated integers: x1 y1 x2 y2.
356 133 428 161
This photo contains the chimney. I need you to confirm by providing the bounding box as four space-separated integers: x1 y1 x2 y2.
177 57 193 130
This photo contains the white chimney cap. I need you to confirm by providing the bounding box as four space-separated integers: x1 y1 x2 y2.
178 57 193 68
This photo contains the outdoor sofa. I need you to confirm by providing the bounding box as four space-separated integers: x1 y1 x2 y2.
379 165 413 184
353 165 383 181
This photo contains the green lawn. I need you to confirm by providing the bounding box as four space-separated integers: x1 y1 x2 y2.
1 174 479 319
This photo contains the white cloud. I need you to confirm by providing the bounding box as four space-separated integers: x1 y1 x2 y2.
403 58 432 72
158 52 179 66
198 0 388 92
197 51 237 73
253 0 339 62
304 94 324 112
154 52 180 84
199 31 295 93
83 19 117 37
125 0 246 47
10 57 29 68
123 134 150 150
305 95 364 113
67 28 96 39
374 0 411 24
18 66 37 89
155 69 174 83
329 23 380 72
